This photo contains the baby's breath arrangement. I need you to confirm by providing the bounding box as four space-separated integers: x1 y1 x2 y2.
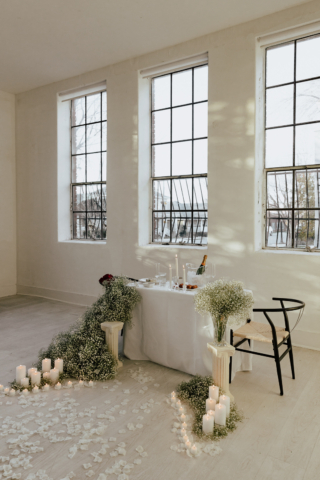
195 279 254 344
177 375 243 440
33 276 141 382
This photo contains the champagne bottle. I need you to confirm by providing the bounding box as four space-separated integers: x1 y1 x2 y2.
196 255 208 275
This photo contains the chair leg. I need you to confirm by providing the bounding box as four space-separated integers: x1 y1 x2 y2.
273 341 284 396
229 329 233 384
286 335 295 380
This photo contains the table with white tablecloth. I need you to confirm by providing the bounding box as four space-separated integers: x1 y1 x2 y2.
124 285 253 380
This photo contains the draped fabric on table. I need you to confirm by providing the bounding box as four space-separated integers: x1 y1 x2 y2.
124 286 253 380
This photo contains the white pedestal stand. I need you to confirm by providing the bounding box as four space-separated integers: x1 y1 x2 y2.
101 321 124 368
207 342 235 401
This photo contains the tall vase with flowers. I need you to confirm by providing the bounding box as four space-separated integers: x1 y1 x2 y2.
195 279 254 346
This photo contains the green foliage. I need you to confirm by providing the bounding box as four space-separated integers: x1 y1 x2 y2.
177 375 243 441
33 277 141 381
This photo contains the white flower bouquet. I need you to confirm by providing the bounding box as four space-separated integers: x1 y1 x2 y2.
195 279 254 346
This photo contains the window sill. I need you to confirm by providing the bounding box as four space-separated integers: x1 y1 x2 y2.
59 240 106 245
143 243 207 250
261 247 320 256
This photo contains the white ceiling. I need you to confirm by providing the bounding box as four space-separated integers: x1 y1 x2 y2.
0 0 312 94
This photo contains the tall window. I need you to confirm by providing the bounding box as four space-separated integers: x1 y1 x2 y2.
151 65 208 245
71 91 107 240
265 35 320 249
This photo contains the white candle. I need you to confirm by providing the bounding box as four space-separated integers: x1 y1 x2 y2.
42 384 50 391
181 428 186 435
4 387 10 395
88 381 93 387
42 358 51 372
67 381 72 388
176 400 181 407
215 403 227 426
207 409 215 418
209 385 219 402
20 377 29 388
50 368 59 383
219 395 230 416
183 434 188 442
9 389 16 396
202 414 214 434
169 265 172 288
31 371 41 386
182 422 187 429
191 445 198 455
78 380 84 387
28 368 37 378
206 397 216 412
16 365 26 384
55 382 61 390
54 358 63 373
180 414 186 421
183 265 186 288
43 372 50 380
22 389 29 396
175 255 179 278
185 441 191 449
32 386 39 394
0 385 3 391
178 407 184 413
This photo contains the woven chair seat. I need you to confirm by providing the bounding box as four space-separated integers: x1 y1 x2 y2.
233 321 289 344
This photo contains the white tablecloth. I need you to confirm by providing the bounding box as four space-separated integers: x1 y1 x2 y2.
124 285 253 380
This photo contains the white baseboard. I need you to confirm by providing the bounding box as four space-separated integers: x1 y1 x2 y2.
17 284 98 307
0 284 16 298
291 329 320 352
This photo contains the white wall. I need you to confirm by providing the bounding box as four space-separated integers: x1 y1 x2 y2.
0 90 16 297
15 0 320 349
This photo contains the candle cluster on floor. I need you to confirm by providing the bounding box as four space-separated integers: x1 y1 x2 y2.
167 392 222 458
202 384 231 433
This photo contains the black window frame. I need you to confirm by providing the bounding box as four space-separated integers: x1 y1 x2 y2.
71 90 107 241
265 34 320 250
151 64 208 246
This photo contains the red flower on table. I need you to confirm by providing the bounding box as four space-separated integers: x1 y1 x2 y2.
99 274 114 286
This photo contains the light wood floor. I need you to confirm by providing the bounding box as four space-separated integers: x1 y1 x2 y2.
0 295 319 480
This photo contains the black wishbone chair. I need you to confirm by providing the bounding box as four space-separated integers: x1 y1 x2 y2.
229 298 305 396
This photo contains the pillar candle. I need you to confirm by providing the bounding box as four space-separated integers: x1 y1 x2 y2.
4 387 10 395
21 377 29 388
206 397 216 412
31 371 41 386
28 368 37 378
78 380 84 387
67 381 72 388
42 358 51 372
185 441 191 449
88 381 93 387
16 365 26 384
191 445 198 455
22 389 29 396
9 389 16 396
169 265 172 288
183 434 189 442
43 372 50 380
175 255 179 278
50 368 59 383
202 414 214 434
180 414 186 421
209 385 219 402
32 386 39 394
0 385 3 391
219 395 230 416
42 384 50 392
215 403 227 426
54 358 63 373
55 382 61 390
